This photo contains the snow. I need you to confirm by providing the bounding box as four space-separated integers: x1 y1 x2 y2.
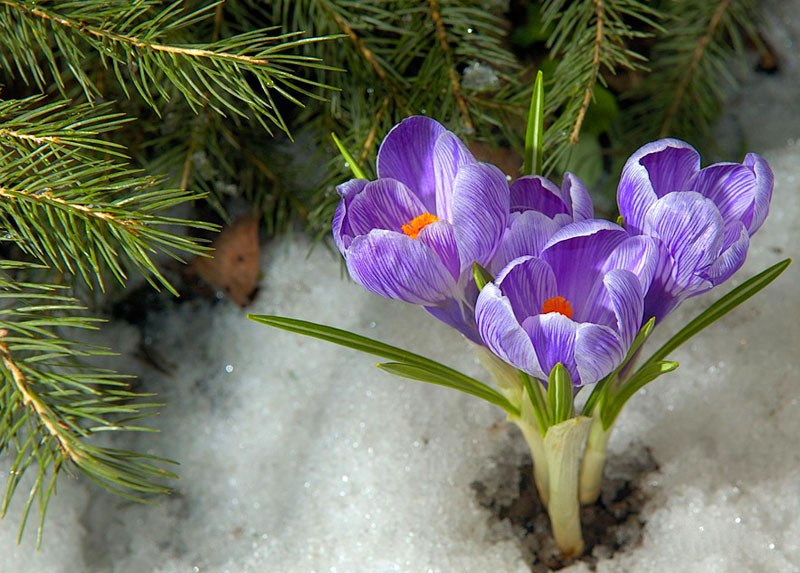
3 3 800 571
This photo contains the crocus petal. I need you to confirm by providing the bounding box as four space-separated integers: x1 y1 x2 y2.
347 178 428 237
452 162 510 270
424 297 481 343
690 163 755 225
602 269 644 348
562 172 594 220
376 116 446 212
332 179 368 252
491 210 564 273
509 176 567 217
346 230 456 305
494 256 558 325
743 153 773 235
433 131 476 221
703 222 749 286
541 220 629 322
642 239 711 323
642 192 725 289
476 283 545 377
618 139 700 233
603 235 659 296
522 313 579 384
417 220 460 280
574 323 626 387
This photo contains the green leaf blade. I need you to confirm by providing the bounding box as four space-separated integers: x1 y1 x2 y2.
644 258 791 369
523 70 545 176
249 314 518 415
547 363 573 425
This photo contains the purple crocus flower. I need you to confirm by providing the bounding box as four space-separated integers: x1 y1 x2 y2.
618 139 773 322
475 220 656 387
332 116 510 342
491 173 594 273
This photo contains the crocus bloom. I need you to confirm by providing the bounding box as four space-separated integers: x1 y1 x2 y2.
475 220 656 387
491 173 594 273
618 139 773 322
332 116 510 341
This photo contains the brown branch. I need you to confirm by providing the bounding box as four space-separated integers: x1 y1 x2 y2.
429 0 474 131
360 97 391 164
0 185 136 225
659 0 732 137
323 4 388 82
2 1 278 67
569 0 605 144
0 329 83 463
0 128 61 147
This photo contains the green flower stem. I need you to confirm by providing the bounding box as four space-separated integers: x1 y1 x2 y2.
578 411 611 505
544 416 592 558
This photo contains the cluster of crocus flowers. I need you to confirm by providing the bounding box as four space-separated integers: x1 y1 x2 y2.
327 115 776 556
333 116 772 378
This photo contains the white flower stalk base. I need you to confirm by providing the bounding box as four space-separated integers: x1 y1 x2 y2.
578 414 611 505
514 415 593 558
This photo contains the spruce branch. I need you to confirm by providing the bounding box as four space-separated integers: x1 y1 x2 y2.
0 0 338 134
272 0 524 235
661 0 732 136
429 0 474 131
540 0 660 169
0 265 174 545
626 0 763 143
0 96 214 293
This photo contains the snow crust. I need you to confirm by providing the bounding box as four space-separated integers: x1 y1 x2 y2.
3 4 800 571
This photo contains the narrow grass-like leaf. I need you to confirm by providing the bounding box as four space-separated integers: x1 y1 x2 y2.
523 70 545 176
249 315 517 415
520 371 550 434
377 362 516 412
331 132 366 179
601 361 679 429
641 259 790 369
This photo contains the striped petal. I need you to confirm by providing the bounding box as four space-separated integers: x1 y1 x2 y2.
347 178 428 236
541 220 629 323
743 153 773 235
476 283 545 378
522 313 579 384
433 131 476 221
494 256 558 325
491 210 564 273
703 222 749 286
452 162 510 270
562 172 594 220
509 175 567 217
346 230 456 305
417 220 460 280
691 163 755 226
376 116 446 211
642 192 724 289
602 269 644 348
574 323 626 387
618 139 700 233
332 179 368 252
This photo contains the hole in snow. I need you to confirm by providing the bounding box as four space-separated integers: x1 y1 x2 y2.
472 442 660 571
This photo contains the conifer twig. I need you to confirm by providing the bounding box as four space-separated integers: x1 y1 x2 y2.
659 0 732 137
429 0 474 131
570 0 605 144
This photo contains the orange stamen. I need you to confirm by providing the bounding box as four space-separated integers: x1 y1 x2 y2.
401 213 439 239
541 296 573 319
